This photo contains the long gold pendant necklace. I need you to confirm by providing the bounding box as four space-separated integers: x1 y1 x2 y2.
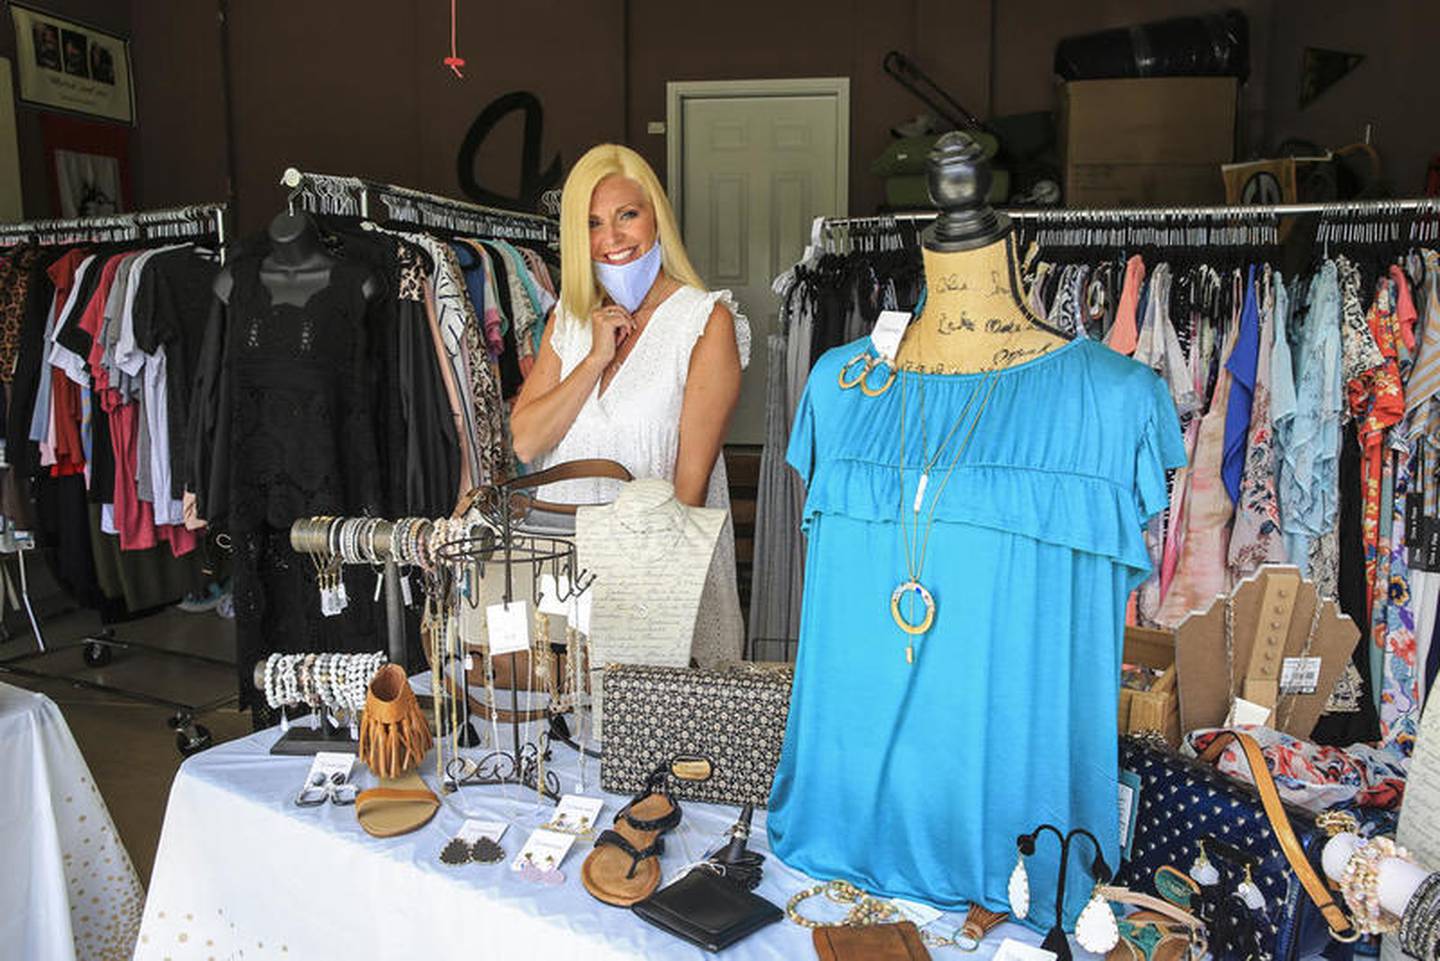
893 365 1003 663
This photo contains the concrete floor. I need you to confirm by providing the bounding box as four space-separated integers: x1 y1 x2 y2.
0 600 252 885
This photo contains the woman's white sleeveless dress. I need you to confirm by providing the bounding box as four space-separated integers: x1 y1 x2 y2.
537 285 751 668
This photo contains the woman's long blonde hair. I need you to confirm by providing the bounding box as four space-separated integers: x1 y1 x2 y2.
558 143 705 327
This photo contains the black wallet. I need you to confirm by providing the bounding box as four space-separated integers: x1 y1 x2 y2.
632 868 784 952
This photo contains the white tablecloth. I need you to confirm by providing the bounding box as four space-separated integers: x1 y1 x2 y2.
0 681 144 960
138 705 1055 960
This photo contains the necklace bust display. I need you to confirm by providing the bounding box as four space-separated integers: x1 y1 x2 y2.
576 478 727 734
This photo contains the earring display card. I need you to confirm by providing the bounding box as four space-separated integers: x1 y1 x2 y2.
511 827 576 872
544 794 603 835
538 574 573 616
305 751 356 784
456 819 507 845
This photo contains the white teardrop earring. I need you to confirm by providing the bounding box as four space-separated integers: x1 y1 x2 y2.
1008 852 1031 920
1236 864 1266 911
1189 840 1220 886
1075 885 1120 954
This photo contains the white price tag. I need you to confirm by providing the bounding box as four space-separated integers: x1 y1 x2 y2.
1226 696 1273 727
304 751 356 785
1279 656 1323 695
889 897 942 928
871 310 911 362
538 574 572 616
400 572 414 607
486 599 532 656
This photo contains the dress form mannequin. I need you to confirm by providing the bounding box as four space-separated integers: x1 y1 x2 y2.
212 210 378 304
894 132 1068 374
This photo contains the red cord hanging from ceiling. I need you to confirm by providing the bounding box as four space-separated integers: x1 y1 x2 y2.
443 0 466 78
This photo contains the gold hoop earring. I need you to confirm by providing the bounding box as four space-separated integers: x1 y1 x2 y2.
837 351 872 389
859 360 897 397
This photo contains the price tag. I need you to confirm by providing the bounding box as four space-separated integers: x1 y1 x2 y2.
486 599 532 656
1279 656 1323 695
538 574 572 616
1226 696 1272 727
871 310 912 363
400 571 414 607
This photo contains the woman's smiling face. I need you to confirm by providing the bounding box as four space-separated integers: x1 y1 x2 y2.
589 174 658 266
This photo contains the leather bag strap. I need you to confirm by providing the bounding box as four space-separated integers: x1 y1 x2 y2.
500 458 634 516
1196 731 1359 942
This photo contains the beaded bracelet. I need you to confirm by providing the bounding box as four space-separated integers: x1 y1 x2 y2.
1400 872 1440 961
1340 836 1408 935
263 654 282 708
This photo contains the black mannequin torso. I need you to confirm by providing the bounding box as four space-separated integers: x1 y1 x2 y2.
212 210 379 304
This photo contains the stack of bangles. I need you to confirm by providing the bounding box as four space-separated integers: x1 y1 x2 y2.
1339 836 1409 935
1400 872 1440 961
262 651 386 714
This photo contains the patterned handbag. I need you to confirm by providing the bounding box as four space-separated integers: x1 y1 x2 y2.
1118 733 1360 961
600 663 794 807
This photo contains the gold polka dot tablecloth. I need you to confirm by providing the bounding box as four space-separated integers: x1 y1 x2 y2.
0 682 143 960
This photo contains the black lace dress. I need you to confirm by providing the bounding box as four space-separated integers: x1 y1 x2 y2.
189 254 383 715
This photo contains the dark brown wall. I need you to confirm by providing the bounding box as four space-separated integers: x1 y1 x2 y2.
11 1 1426 231
626 0 991 215
0 0 133 218
1264 1 1439 194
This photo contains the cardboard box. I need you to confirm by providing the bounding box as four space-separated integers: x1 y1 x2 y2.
1060 77 1237 207
1119 625 1180 748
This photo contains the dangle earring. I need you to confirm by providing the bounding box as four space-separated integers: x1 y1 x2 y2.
1189 840 1220 887
1008 848 1031 920
1235 864 1265 911
1075 885 1121 954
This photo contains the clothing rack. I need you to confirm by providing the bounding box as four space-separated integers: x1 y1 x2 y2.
814 198 1440 255
279 167 559 245
0 202 228 254
0 202 235 756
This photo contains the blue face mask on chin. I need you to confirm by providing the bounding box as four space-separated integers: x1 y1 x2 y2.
593 241 662 313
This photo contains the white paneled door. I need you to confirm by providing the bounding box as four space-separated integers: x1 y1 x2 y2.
668 79 849 444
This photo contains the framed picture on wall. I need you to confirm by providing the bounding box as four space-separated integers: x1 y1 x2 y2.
40 114 131 217
8 3 134 124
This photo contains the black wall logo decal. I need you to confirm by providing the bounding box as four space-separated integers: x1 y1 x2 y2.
456 91 562 212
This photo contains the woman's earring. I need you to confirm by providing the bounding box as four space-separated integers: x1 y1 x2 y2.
1075 886 1120 954
1236 864 1265 911
1007 851 1031 920
1189 840 1220 886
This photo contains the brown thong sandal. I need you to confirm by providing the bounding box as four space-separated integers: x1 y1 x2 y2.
581 765 682 906
355 770 440 838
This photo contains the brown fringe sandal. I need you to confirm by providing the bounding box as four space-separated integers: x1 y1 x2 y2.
355 664 438 837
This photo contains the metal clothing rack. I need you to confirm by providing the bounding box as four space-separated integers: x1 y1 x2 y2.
0 202 235 756
0 202 229 257
279 167 559 245
814 196 1440 252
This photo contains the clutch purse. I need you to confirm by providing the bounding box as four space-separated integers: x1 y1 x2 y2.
632 868 783 952
601 662 794 807
812 922 932 961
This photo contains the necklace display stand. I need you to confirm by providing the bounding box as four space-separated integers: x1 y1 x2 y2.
1172 565 1360 738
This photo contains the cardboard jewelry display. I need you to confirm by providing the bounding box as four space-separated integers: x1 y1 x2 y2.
1173 565 1360 739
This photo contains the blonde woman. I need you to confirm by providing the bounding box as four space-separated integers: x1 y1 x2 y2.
511 143 749 666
